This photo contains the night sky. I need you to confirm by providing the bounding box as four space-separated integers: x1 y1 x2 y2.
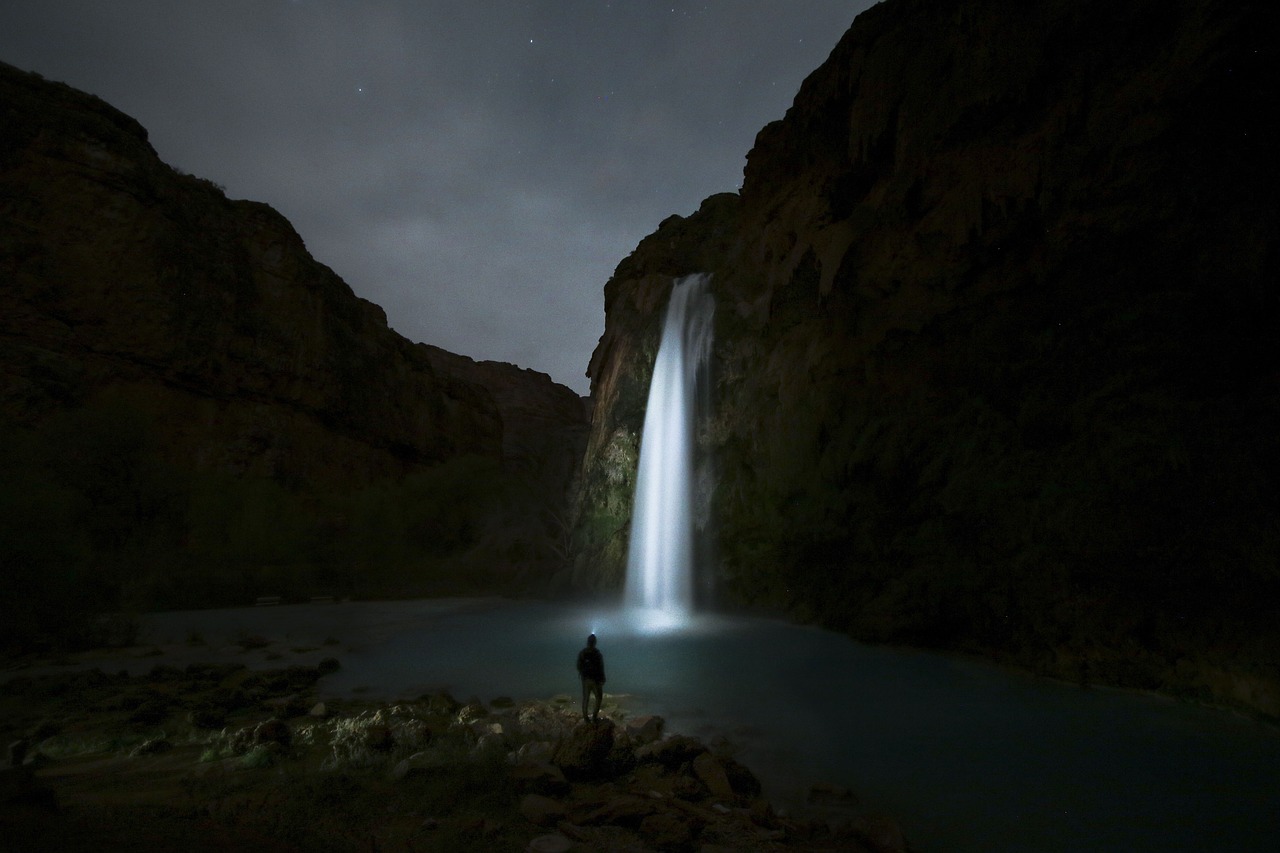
0 1 870 394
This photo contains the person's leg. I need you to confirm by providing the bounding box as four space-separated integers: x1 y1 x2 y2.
581 678 589 722
589 680 602 722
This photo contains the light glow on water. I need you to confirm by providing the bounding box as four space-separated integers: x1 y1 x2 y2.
624 274 714 621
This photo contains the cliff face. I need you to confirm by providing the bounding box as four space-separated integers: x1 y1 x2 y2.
0 62 586 637
575 0 1279 713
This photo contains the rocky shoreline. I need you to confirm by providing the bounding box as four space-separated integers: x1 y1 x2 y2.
1 655 909 852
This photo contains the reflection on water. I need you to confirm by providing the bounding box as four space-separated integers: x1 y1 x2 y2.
136 597 1280 853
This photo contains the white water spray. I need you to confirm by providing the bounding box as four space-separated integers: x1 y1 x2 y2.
624 274 714 628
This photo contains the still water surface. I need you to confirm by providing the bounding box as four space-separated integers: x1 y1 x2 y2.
141 597 1280 853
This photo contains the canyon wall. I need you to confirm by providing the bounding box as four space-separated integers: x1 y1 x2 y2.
574 0 1279 714
0 62 586 641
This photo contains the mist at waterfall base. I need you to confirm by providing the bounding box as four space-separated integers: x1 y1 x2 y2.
624 273 715 630
136 598 1280 852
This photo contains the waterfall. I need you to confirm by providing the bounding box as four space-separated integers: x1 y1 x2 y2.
624 273 714 627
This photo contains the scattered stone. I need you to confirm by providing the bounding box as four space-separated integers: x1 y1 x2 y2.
551 720 616 782
456 701 488 724
512 740 554 765
692 752 735 802
317 657 341 675
721 756 763 799
308 701 328 717
624 713 664 745
472 732 505 758
364 723 395 751
184 662 245 681
574 793 655 827
748 797 779 829
253 718 291 747
807 781 857 806
263 694 308 718
639 810 702 851
131 737 172 756
667 773 705 801
525 833 573 853
519 793 566 827
509 762 570 796
128 699 169 726
490 696 515 709
0 765 55 810
29 720 60 741
7 739 29 767
636 734 707 769
0 766 33 799
852 814 908 853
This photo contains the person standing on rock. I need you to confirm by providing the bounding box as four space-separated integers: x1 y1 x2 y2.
576 633 606 723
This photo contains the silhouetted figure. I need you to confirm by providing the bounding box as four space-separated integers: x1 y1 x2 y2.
576 633 606 723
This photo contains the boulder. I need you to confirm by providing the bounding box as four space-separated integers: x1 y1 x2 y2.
691 753 735 802
636 734 707 769
623 714 664 745
512 740 554 765
551 720 616 782
721 756 762 799
518 794 566 827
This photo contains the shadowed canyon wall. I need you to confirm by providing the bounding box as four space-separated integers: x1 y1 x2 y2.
573 0 1279 714
0 62 587 645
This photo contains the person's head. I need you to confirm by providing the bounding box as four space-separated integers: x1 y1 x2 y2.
587 633 597 647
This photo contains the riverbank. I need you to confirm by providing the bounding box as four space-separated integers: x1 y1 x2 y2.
0 646 908 852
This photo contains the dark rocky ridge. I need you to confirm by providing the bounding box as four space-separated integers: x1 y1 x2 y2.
0 61 587 639
573 0 1279 715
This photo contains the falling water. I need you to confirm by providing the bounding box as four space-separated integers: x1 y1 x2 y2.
624 273 714 627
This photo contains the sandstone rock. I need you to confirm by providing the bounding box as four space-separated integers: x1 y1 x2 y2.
308 701 328 718
0 59 588 622
569 0 1280 718
518 794 566 827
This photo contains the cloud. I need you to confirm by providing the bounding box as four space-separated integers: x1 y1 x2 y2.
0 0 870 394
